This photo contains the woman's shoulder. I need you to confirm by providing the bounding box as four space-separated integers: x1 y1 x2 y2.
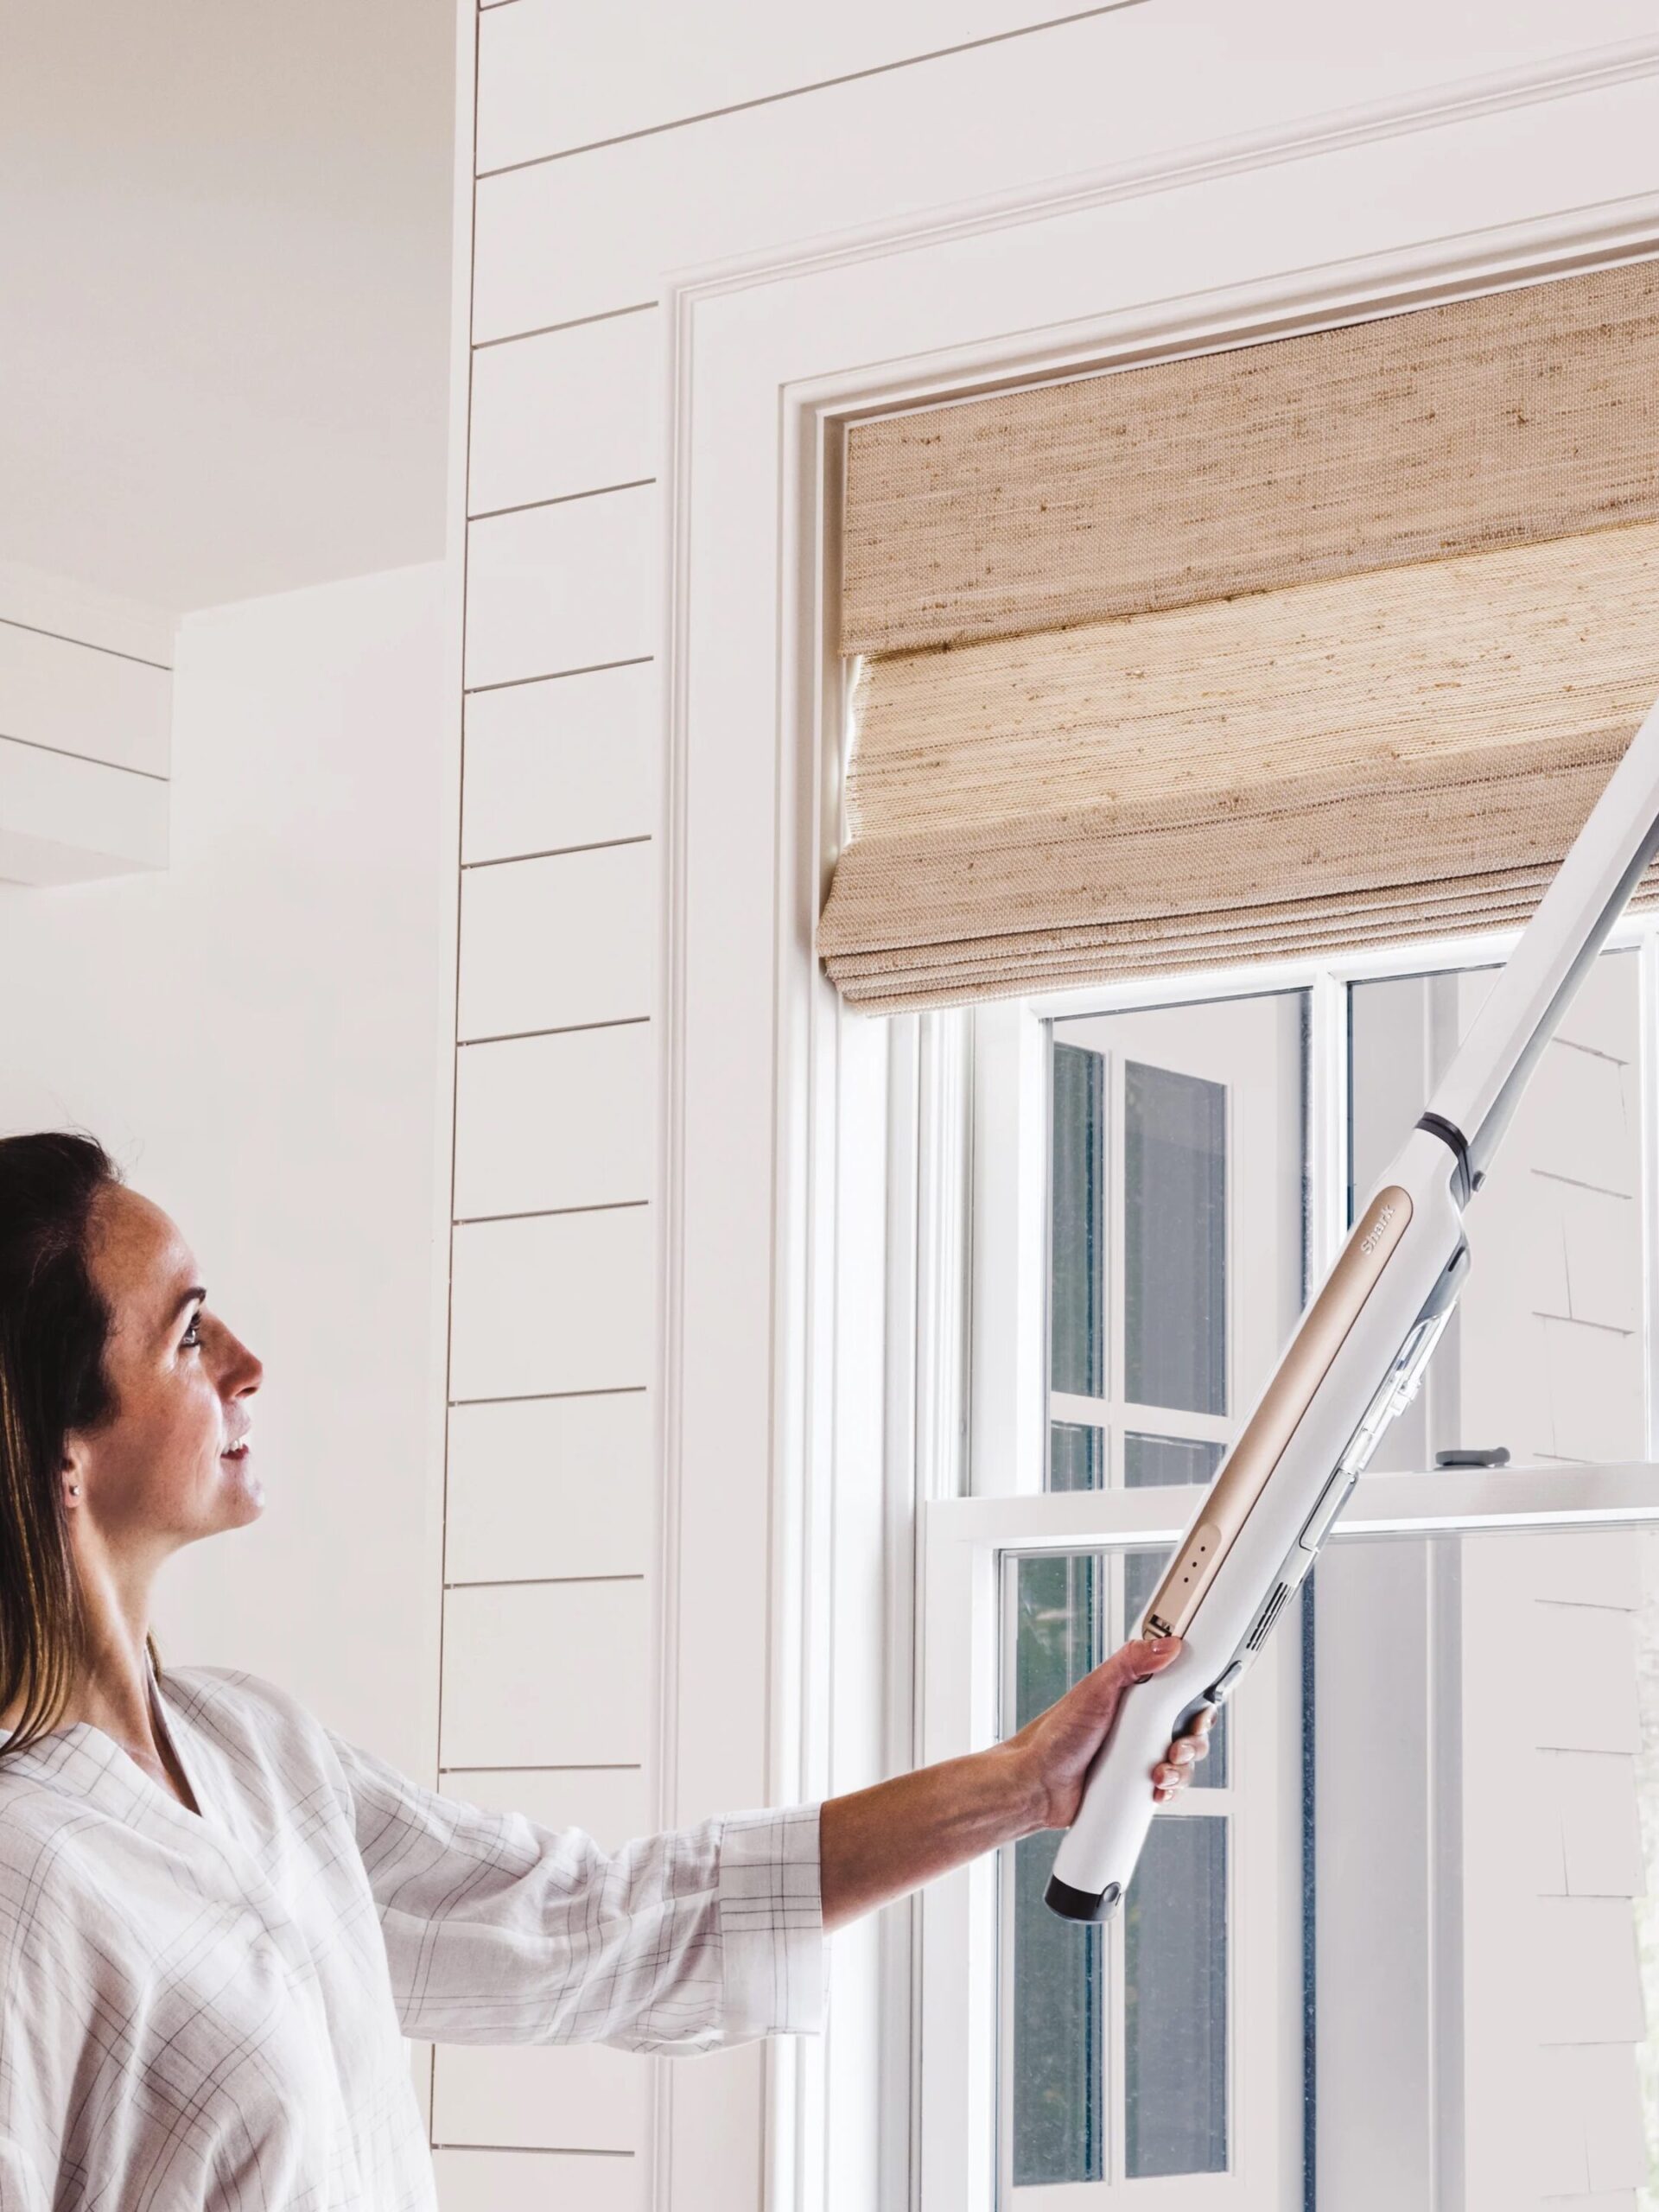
161 1663 335 1762
162 1665 360 1825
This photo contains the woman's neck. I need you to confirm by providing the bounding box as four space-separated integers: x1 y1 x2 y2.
3 1533 163 1766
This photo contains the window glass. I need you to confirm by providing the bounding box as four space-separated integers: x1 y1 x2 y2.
1348 947 1644 1470
1019 989 1306 2196
1125 1432 1225 1489
1050 1421 1105 1493
1006 1548 1232 2190
1009 1553 1103 2186
1313 1522 1659 2207
1051 1041 1106 1400
1124 1059 1227 1416
1125 1815 1229 2177
1046 990 1306 1497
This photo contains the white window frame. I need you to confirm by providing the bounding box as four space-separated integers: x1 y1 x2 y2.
658 70 1659 2212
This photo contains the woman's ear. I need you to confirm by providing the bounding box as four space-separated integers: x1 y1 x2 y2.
60 1444 85 1505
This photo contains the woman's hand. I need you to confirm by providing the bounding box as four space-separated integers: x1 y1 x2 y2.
818 1633 1215 1932
1001 1634 1216 1834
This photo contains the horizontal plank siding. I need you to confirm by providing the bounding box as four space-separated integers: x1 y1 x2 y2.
476 0 1110 169
465 488 657 690
0 734 169 883
457 842 656 1042
470 315 659 515
462 663 660 864
449 1206 653 1402
0 561 172 667
1568 2044 1649 2194
1560 1185 1640 1332
1546 1751 1644 1898
432 2043 651 2153
473 15 1181 338
454 1023 655 1217
470 4 1659 340
441 1579 650 1769
432 2148 647 2212
446 1390 653 1585
1526 1604 1642 1754
1516 1532 1643 1608
0 622 171 776
440 1765 652 1849
1533 1899 1645 2044
1541 1317 1646 1465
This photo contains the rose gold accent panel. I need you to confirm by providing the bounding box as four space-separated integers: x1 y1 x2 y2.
1141 1185 1414 1637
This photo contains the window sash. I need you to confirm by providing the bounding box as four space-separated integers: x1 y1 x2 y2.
918 1467 1659 2212
969 914 1659 1508
937 918 1659 2209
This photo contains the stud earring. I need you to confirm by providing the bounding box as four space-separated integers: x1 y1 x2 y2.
67 1484 80 1498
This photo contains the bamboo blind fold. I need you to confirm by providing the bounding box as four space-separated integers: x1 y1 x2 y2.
818 260 1659 1011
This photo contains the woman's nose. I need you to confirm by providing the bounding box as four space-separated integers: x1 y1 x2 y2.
226 1335 264 1395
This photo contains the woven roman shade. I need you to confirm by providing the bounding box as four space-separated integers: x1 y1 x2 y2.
818 260 1659 1011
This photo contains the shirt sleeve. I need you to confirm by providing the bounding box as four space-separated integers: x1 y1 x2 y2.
327 1730 825 2054
0 2140 48 2212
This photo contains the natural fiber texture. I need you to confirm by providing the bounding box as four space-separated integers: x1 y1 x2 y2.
841 259 1659 658
817 519 1659 1012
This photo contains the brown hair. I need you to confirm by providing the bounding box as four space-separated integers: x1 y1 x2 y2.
0 1132 128 1758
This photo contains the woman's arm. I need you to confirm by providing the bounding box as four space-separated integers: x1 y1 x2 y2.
820 1633 1211 1932
330 1723 823 2055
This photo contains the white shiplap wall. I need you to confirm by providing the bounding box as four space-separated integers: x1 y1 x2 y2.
0 561 171 884
441 3 1659 2203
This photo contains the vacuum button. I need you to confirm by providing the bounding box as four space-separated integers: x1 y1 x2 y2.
1298 1468 1357 1554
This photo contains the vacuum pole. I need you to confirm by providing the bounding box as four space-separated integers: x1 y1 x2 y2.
1046 689 1659 1922
1425 696 1659 1189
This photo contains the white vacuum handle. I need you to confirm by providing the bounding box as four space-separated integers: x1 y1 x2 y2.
1046 1648 1215 1920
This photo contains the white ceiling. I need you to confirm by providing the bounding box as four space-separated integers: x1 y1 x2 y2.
0 2 454 615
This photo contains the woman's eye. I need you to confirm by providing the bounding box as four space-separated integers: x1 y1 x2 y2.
181 1312 203 1349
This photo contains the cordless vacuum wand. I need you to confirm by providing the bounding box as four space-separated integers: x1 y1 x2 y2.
1046 691 1659 1922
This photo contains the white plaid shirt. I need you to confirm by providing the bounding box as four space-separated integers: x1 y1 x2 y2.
0 1666 823 2209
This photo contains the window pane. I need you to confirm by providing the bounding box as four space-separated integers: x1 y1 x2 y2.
1050 1420 1105 1492
1125 1814 1229 2177
1124 1060 1226 1416
1051 1042 1106 1399
1349 949 1643 1470
1125 1431 1225 1489
1124 1547 1228 1789
1314 1522 1659 2204
1011 1554 1103 2185
1007 1551 1233 2190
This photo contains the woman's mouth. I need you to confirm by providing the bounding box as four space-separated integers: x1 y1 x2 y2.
221 1433 252 1460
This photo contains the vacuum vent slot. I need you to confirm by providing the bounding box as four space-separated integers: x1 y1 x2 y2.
1244 1580 1292 1653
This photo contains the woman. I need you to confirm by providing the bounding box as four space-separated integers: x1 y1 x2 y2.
0 1131 1209 2209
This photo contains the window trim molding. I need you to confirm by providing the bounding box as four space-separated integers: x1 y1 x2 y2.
658 74 1659 2212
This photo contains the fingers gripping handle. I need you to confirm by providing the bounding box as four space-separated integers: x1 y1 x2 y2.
1046 1656 1210 1921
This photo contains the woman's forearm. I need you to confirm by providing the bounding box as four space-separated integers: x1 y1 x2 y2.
816 1634 1213 1934
819 1745 1039 1933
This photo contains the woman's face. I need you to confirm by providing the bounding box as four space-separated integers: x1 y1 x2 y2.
64 1184 265 1552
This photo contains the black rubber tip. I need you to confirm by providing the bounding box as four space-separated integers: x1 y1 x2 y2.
1045 1873 1122 1923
